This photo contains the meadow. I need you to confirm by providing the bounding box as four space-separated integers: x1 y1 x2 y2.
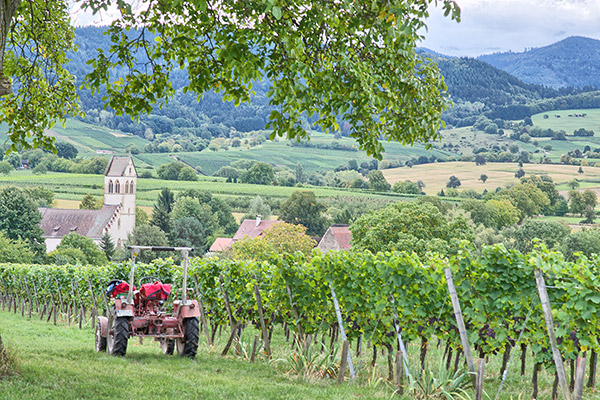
531 108 600 132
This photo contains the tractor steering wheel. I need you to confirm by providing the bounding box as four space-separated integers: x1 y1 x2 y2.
138 276 161 287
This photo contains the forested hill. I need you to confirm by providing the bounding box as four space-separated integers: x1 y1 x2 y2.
418 50 567 126
436 56 557 106
68 27 598 140
478 36 600 89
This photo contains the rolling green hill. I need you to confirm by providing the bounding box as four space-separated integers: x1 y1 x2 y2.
1 119 453 175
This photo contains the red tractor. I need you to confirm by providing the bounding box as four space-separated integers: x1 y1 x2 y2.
95 246 200 358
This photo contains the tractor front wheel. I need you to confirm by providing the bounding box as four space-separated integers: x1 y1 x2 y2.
107 317 129 356
95 320 107 352
161 339 174 355
176 317 199 358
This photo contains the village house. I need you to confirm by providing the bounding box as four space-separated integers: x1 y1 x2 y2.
316 224 352 253
208 216 282 254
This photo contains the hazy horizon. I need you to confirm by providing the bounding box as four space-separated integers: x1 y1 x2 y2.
421 0 600 57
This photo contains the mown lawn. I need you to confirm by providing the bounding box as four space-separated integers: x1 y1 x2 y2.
4 307 600 399
0 310 388 400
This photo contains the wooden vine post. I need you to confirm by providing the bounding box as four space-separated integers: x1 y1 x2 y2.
390 298 411 380
87 279 98 330
24 276 33 318
475 358 485 400
252 274 271 358
534 269 571 400
54 278 65 315
219 275 236 329
329 284 355 381
193 276 213 346
285 283 305 341
444 268 475 374
338 340 350 384
573 353 586 400
32 278 40 314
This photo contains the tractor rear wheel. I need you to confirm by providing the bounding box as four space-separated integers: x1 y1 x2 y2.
95 320 106 352
176 317 199 358
107 317 129 356
161 339 174 355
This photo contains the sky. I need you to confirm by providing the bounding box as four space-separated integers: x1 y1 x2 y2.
421 0 600 57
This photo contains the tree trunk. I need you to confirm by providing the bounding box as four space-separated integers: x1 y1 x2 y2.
532 363 540 400
0 0 21 95
520 343 527 376
500 343 512 379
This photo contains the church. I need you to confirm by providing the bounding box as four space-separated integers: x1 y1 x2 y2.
39 155 137 252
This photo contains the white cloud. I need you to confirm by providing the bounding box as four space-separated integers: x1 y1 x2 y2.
421 0 600 56
69 2 121 26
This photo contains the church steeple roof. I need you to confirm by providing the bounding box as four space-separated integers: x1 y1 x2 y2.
104 155 136 177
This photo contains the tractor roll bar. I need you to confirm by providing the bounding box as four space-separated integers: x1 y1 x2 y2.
125 246 194 306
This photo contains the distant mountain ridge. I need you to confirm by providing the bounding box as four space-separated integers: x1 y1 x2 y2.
478 36 600 89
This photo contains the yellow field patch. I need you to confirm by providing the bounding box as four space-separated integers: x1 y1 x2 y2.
53 199 81 209
382 162 600 195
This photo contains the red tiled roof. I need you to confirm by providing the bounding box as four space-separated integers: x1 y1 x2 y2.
233 219 282 240
209 238 234 252
330 225 352 250
39 205 120 240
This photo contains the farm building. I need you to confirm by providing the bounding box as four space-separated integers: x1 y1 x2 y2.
317 224 352 253
208 217 282 254
39 155 137 252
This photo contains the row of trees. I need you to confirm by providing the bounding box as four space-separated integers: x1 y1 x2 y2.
347 191 600 262
0 147 107 176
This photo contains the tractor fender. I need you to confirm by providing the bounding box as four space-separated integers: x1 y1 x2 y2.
175 300 201 319
98 316 108 338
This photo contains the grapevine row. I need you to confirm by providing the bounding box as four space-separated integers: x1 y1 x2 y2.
1 244 600 393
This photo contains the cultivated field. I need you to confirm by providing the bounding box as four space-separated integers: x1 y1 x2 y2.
0 170 412 208
382 161 600 195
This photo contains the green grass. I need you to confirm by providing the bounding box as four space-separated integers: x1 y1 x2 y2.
532 108 600 133
3 307 599 399
0 310 389 399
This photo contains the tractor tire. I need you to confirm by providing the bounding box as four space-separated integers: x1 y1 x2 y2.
176 317 199 358
95 320 107 352
108 317 129 356
161 339 174 355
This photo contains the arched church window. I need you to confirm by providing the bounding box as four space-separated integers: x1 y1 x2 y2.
124 180 129 194
115 180 120 193
108 180 113 193
130 181 134 193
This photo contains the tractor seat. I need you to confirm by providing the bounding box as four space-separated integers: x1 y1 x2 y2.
139 282 172 301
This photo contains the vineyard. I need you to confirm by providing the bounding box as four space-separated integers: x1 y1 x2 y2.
1 245 600 399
